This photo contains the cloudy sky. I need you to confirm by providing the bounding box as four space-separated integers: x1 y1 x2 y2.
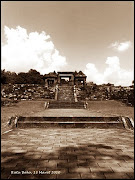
1 1 134 86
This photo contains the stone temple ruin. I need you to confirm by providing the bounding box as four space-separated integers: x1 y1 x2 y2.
44 71 87 87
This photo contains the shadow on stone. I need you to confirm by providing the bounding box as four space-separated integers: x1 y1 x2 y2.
1 143 134 179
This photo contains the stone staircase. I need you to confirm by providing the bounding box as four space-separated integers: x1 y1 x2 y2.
49 101 85 109
57 85 75 102
14 116 125 129
48 85 86 109
8 115 134 129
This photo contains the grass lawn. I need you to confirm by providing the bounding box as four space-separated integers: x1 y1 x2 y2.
87 100 134 120
1 100 134 134
1 100 45 134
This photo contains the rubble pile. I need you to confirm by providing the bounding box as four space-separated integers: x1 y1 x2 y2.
75 86 86 101
75 84 134 106
1 84 55 106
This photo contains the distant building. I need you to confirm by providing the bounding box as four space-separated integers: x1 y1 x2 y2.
44 71 87 87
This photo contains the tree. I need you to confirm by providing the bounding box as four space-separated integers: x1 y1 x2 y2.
1 70 7 84
27 69 44 84
10 72 18 84
1 69 46 84
1 70 18 84
16 72 28 84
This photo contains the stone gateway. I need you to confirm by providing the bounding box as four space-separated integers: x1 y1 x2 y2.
44 71 87 87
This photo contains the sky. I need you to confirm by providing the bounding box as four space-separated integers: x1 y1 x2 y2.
1 1 134 86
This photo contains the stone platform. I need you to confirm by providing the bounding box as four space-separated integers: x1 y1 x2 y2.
1 128 134 179
29 109 117 117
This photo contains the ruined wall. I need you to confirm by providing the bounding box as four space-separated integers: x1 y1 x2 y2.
1 84 55 106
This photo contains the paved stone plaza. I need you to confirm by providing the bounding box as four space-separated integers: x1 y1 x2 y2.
1 127 134 179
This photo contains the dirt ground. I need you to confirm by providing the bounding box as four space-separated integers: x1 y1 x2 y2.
1 100 134 134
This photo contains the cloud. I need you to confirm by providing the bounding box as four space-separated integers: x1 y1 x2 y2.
109 41 132 52
84 63 104 85
84 56 133 86
2 26 67 74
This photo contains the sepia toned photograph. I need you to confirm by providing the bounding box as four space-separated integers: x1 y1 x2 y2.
1 1 134 179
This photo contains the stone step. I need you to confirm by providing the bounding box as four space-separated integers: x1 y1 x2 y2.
57 99 75 102
58 95 74 98
59 91 73 93
59 88 73 90
49 101 84 104
17 122 124 128
49 106 84 109
49 105 84 108
49 102 84 108
58 86 73 89
58 93 74 96
59 89 73 91
18 116 121 122
16 116 124 128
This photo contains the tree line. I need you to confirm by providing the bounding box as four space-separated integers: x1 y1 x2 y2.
1 69 86 85
1 69 45 84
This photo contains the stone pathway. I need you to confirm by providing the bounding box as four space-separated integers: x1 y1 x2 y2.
31 109 116 117
1 128 134 179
